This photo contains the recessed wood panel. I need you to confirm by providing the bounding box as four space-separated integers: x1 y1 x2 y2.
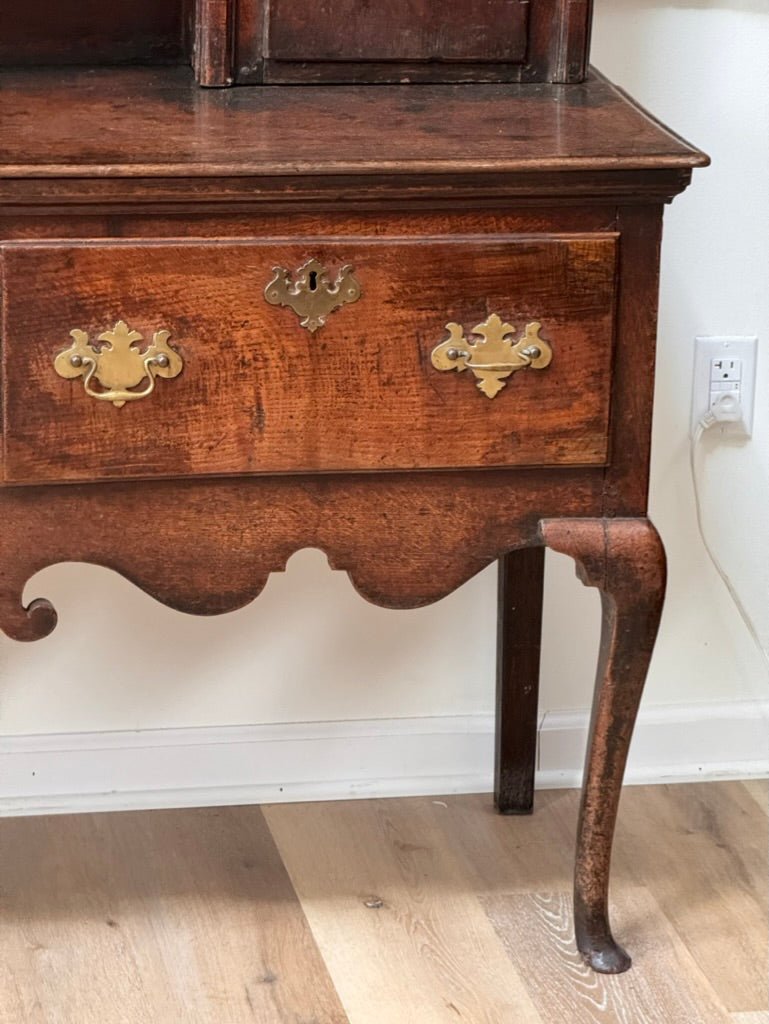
267 0 528 63
228 0 593 85
1 234 617 484
0 0 190 66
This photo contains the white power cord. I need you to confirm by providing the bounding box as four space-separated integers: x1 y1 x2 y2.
690 400 769 677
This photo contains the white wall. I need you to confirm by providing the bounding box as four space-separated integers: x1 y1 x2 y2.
592 0 769 708
0 5 766 784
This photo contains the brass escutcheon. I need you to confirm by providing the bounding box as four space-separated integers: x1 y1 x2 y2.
53 320 183 408
430 314 553 398
264 258 362 332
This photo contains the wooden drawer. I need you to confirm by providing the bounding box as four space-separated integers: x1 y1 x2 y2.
0 235 618 484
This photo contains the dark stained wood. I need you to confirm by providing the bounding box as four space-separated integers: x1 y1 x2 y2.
495 547 545 815
234 0 266 85
540 518 667 973
0 168 697 211
527 0 593 83
0 0 190 67
0 208 620 241
1 234 618 483
259 59 577 86
0 471 600 641
234 0 591 84
266 0 529 63
0 68 709 184
603 205 665 514
193 0 235 86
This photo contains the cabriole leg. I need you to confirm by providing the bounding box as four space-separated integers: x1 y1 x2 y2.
541 518 666 974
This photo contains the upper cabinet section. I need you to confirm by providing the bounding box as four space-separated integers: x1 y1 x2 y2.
195 0 594 86
0 0 593 86
0 0 191 66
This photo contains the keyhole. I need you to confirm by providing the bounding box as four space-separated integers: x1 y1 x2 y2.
309 271 318 291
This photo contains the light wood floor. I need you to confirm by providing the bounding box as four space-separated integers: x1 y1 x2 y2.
0 781 765 1023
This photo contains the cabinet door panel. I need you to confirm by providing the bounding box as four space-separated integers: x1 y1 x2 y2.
267 0 529 63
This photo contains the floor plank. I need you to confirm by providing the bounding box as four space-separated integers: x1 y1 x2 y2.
0 806 348 1024
742 780 768 818
264 797 544 1024
418 788 579 896
355 790 738 1022
610 782 769 1014
0 782 765 1023
484 889 730 1023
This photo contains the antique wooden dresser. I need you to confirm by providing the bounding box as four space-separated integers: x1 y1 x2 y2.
0 0 707 973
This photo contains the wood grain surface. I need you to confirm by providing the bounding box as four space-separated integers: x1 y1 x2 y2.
495 546 545 814
0 205 661 529
541 519 667 973
611 782 769 1013
1 782 763 1023
1 234 617 482
193 0 235 87
197 0 591 85
0 471 601 640
265 797 544 1022
0 806 346 1023
0 68 707 180
484 889 731 1023
266 782 767 1023
267 0 530 63
742 779 769 817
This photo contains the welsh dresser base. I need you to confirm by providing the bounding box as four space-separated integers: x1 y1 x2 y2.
0 65 707 973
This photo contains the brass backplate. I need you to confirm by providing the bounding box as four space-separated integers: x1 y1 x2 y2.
264 258 362 332
53 320 183 407
431 314 553 398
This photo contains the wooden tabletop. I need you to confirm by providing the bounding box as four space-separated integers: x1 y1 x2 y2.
0 66 707 180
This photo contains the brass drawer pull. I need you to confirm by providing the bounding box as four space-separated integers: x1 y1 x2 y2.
54 320 183 408
431 314 552 398
265 258 362 333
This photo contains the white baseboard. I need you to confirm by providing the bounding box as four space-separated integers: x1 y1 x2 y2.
0 700 766 817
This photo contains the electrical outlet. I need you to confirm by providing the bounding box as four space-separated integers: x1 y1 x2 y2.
691 336 757 438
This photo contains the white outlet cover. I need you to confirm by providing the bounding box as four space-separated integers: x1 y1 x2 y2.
691 336 757 438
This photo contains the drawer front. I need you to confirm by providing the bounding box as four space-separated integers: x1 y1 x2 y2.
0 235 617 484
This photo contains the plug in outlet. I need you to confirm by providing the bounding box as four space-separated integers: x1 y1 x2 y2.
691 336 757 438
